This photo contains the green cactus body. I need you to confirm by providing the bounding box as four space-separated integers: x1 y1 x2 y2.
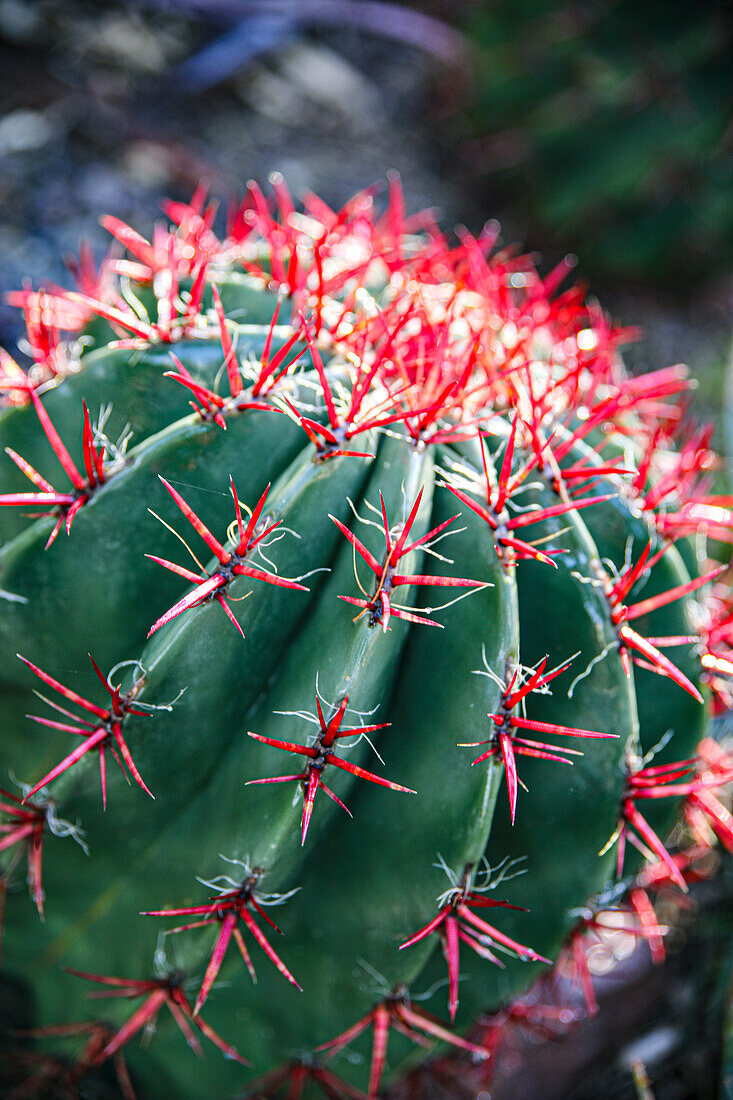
0 180 730 1100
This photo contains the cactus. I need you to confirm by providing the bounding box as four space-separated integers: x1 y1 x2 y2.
0 178 731 1099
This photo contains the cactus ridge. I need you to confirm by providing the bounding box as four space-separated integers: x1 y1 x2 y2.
1 176 732 1099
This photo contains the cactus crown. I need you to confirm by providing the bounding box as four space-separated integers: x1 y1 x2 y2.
0 176 731 1099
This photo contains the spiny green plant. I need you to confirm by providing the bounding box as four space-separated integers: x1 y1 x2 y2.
0 177 732 1099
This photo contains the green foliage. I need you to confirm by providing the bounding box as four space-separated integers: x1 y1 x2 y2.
456 0 732 282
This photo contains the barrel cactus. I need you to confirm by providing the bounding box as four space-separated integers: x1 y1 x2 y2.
0 178 731 1099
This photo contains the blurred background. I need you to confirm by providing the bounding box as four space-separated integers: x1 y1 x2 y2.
0 2 731 1097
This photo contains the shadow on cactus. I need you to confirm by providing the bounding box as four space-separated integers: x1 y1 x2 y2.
0 176 732 1099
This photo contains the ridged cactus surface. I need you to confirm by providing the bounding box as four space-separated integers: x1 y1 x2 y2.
1 179 731 1099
